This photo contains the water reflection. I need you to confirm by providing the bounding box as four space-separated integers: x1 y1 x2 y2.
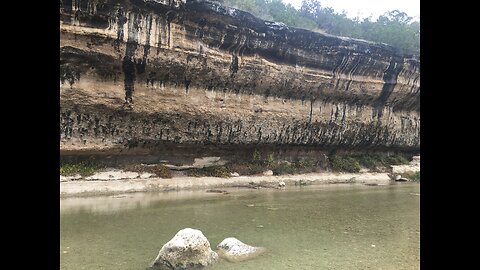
60 183 419 270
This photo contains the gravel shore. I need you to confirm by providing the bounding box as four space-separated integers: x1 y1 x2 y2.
60 172 392 197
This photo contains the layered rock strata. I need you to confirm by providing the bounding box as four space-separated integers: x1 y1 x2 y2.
60 0 420 157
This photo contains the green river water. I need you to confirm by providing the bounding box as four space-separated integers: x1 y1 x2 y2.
60 183 420 270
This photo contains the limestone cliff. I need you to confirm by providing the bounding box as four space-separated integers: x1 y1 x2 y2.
60 0 420 157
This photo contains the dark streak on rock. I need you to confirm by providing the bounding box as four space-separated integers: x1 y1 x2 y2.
123 42 137 104
137 15 153 75
309 99 314 123
229 51 239 78
114 8 127 52
373 56 404 119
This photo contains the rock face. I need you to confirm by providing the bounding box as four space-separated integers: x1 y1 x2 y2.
216 237 265 262
60 0 419 156
151 228 218 269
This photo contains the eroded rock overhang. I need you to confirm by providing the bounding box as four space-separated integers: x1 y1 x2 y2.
60 0 420 153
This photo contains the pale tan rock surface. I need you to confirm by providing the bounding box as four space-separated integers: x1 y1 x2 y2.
60 0 420 155
150 228 218 269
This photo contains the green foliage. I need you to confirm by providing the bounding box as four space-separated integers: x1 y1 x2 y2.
404 171 420 182
150 165 173 178
227 162 265 175
272 159 318 175
411 171 420 182
223 0 318 30
224 156 320 176
355 153 410 171
330 156 361 173
185 153 413 177
124 164 173 178
266 153 275 165
188 166 232 178
252 149 262 162
384 154 409 165
219 0 419 52
272 162 297 175
251 149 275 167
357 154 381 169
356 11 420 51
292 159 315 170
60 162 98 177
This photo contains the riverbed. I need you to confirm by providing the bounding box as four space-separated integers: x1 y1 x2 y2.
60 182 420 269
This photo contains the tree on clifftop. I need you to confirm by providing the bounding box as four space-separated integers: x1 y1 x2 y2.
219 0 420 52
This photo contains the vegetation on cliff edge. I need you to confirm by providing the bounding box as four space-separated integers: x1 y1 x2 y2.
185 150 411 177
60 152 412 179
217 0 419 52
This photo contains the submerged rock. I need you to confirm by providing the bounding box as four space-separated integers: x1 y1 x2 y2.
216 237 266 262
394 175 409 182
150 228 218 269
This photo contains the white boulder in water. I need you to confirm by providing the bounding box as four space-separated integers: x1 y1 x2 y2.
150 228 218 269
216 237 266 262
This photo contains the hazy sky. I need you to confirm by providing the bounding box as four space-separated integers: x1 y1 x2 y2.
283 0 420 21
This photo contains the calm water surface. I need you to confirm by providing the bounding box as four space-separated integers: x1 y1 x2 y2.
60 183 420 270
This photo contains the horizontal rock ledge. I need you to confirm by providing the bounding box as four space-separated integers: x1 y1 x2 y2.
60 0 419 153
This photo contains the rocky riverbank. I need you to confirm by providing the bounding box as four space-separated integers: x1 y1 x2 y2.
60 155 419 197
59 0 419 199
60 171 400 197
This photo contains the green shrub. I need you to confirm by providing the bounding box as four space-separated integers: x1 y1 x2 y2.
293 159 315 169
266 153 275 166
385 154 409 165
60 162 98 177
124 164 172 178
272 162 297 175
330 156 361 173
357 155 381 169
355 153 410 171
150 164 172 178
407 171 420 182
226 162 265 175
188 166 231 178
271 159 319 175
252 149 261 162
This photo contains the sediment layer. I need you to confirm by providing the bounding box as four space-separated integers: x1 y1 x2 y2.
60 0 420 155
